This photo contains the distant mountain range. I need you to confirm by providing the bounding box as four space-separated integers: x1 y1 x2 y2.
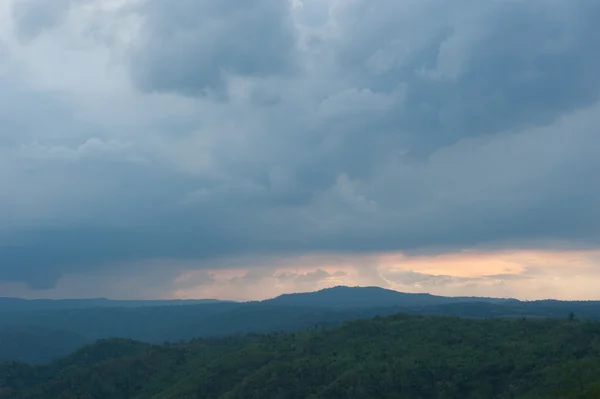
0 297 228 312
1 286 598 364
0 286 516 312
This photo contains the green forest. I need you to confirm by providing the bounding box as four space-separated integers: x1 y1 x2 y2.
2 313 600 399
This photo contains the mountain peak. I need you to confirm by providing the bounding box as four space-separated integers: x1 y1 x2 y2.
265 285 433 308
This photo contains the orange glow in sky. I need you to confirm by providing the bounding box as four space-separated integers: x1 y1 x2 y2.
2 249 599 301
169 249 600 301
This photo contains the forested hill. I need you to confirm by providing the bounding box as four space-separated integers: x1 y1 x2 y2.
263 285 517 307
1 314 600 399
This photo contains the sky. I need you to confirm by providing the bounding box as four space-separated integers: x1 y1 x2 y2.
1 0 600 301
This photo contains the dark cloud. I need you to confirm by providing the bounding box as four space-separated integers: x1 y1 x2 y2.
0 81 85 147
1 0 600 292
11 0 73 42
316 0 600 164
129 0 299 97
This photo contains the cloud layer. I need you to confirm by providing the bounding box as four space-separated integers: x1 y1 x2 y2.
1 0 600 297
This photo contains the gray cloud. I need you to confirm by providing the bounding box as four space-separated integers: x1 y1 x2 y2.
1 0 600 292
382 270 486 287
10 0 73 42
279 269 347 285
312 0 600 164
380 269 538 289
129 0 299 97
173 271 216 291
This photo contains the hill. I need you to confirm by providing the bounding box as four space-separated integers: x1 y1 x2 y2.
264 285 517 307
1 314 600 398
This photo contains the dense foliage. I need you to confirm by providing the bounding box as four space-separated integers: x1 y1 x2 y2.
2 314 600 398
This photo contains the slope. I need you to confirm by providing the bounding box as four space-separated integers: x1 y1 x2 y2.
2 314 600 399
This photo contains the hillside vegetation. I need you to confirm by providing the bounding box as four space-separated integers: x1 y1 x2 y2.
2 313 600 399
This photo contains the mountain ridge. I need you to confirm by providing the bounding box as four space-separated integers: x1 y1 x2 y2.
0 298 232 312
263 285 519 307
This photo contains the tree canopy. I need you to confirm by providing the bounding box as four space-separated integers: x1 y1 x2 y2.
2 313 600 398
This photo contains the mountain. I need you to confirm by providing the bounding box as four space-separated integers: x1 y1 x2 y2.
1 314 600 399
264 285 518 308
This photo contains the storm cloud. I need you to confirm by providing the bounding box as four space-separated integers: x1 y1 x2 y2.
1 0 600 295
